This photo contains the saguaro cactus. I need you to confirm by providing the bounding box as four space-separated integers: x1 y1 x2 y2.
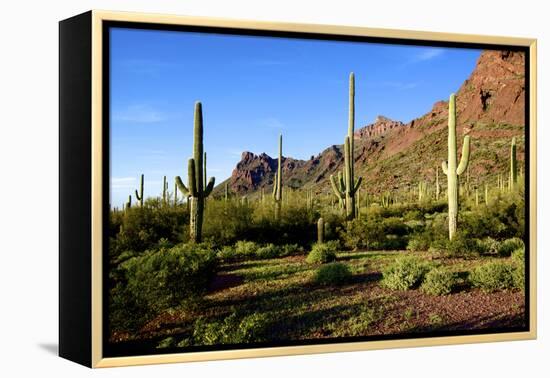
317 217 325 244
162 176 168 204
418 181 427 203
272 134 283 220
174 181 178 205
435 166 441 201
125 195 132 211
330 72 362 220
175 102 216 243
135 174 144 207
224 182 229 202
441 93 471 240
509 137 518 191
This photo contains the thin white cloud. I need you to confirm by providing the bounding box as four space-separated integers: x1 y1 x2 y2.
111 177 136 189
226 148 246 157
113 59 183 76
411 48 445 63
113 104 167 123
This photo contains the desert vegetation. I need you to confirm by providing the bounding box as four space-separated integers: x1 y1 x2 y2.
108 70 527 354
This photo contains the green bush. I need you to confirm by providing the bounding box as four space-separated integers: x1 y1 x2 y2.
406 233 431 252
192 312 270 345
255 243 281 259
281 243 304 256
476 237 500 255
314 263 352 285
306 243 337 264
497 237 525 257
421 267 457 296
109 201 187 260
340 216 409 251
111 243 217 332
382 256 432 291
511 248 525 265
511 248 525 290
202 200 254 246
469 261 516 292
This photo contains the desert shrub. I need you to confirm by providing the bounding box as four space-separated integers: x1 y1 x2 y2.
340 216 409 251
109 202 187 259
511 248 525 265
511 248 525 290
202 200 254 246
111 243 217 332
255 243 282 259
445 233 485 257
234 240 260 257
314 263 352 285
469 261 516 292
382 256 432 291
406 233 431 252
476 237 501 255
421 267 457 296
192 312 270 345
281 243 304 256
497 237 525 257
306 242 337 264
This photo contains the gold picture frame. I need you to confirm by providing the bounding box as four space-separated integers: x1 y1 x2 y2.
59 9 537 368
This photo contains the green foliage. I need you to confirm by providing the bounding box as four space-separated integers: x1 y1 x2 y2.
306 242 337 264
110 243 217 333
202 200 254 245
469 261 516 292
497 237 525 257
109 201 187 261
255 243 282 259
421 267 457 296
340 216 409 250
511 247 525 265
314 263 352 285
219 241 302 261
192 312 270 345
382 256 432 290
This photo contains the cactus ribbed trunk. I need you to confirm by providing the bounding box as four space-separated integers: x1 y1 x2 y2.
485 183 489 206
135 174 144 207
317 217 325 244
175 102 215 243
272 134 283 220
509 137 517 191
441 94 470 240
330 72 362 220
435 167 440 201
162 176 167 204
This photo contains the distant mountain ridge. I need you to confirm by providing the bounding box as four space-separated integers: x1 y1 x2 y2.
215 50 525 197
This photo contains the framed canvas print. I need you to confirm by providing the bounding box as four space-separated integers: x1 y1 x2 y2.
59 10 537 368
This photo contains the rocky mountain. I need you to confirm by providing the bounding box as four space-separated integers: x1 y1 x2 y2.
216 50 526 198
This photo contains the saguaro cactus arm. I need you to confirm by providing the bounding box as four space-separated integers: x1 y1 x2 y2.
204 177 215 197
456 136 471 176
330 174 345 199
441 161 448 175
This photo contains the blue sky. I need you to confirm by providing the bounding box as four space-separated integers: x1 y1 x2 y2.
109 27 481 207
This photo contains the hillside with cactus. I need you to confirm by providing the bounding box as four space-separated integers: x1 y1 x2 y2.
218 50 525 199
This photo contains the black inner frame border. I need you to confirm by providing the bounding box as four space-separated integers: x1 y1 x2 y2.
101 20 531 358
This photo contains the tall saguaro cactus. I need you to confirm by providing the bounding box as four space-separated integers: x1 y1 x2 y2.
441 94 471 240
175 102 216 243
135 174 144 207
272 134 283 220
330 72 362 220
435 166 441 201
509 137 518 191
317 217 325 244
162 176 167 204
